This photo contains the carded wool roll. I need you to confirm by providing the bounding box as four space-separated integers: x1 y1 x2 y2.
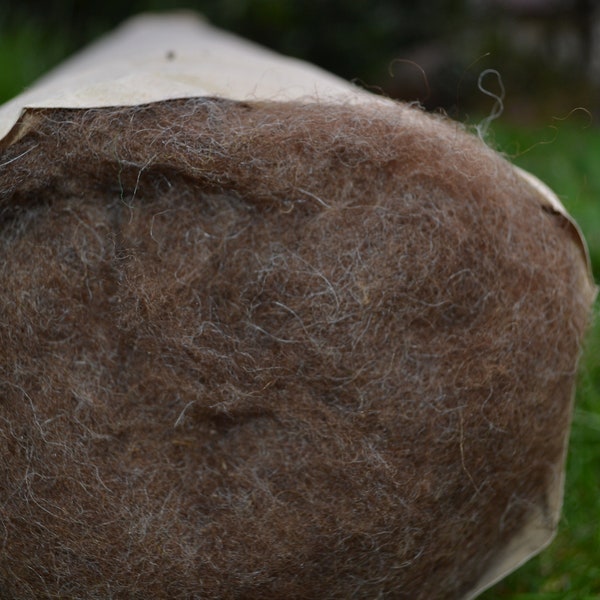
0 13 596 600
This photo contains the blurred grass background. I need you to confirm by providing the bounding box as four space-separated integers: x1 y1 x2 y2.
1 1 598 597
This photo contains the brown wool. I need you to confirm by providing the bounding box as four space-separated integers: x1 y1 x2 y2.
0 70 596 600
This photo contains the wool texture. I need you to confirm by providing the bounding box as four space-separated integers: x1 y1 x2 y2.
0 98 595 599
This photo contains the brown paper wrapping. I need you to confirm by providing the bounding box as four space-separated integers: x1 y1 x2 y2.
0 13 595 600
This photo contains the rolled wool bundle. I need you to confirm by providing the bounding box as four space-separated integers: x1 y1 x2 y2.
0 13 596 600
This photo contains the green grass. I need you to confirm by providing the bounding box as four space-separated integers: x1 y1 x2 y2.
0 18 599 599
0 16 73 104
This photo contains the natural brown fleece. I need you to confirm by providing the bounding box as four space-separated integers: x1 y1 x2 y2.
0 98 595 599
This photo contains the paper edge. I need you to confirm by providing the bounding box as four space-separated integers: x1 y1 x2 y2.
0 12 386 143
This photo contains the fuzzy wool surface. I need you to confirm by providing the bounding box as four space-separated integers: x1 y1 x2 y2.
0 98 594 599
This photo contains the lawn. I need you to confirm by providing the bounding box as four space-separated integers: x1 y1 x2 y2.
0 17 598 599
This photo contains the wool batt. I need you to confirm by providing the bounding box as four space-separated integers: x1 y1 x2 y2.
0 14 596 600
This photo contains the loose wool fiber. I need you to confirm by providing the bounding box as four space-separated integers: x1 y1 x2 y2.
0 98 594 599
